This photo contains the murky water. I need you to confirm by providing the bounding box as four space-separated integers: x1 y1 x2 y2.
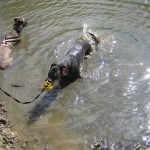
0 0 150 149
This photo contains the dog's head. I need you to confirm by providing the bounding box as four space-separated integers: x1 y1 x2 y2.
48 63 61 82
14 17 27 27
43 63 68 91
13 17 27 33
43 63 61 91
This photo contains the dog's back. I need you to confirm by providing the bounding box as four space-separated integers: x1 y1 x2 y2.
66 41 91 66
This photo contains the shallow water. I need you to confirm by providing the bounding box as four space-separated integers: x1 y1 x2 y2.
0 0 150 149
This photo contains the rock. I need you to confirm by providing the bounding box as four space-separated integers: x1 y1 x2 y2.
44 144 49 150
21 140 29 149
0 118 7 126
0 100 19 150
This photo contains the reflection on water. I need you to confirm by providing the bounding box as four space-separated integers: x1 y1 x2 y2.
28 85 61 123
0 0 150 149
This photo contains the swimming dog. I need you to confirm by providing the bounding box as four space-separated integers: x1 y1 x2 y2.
43 32 99 91
0 17 27 69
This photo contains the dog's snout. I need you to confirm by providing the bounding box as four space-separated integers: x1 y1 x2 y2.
22 18 27 27
21 17 27 27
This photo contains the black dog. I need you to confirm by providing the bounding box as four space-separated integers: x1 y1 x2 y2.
44 32 99 90
0 17 27 69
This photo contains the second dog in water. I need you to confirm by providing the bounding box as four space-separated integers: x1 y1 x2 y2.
43 31 99 91
0 17 27 70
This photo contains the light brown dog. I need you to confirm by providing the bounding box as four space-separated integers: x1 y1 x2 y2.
0 17 27 69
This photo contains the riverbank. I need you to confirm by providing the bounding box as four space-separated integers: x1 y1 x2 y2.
0 101 19 150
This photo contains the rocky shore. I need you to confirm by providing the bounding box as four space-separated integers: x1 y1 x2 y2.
0 101 19 150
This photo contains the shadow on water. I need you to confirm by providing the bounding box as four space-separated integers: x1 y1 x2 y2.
28 85 61 124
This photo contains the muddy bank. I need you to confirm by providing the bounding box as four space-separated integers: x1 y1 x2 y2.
0 101 19 150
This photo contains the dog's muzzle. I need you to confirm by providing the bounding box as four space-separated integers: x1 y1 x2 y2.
43 78 58 91
22 18 27 27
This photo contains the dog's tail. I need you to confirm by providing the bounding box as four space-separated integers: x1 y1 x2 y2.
82 23 99 47
87 32 99 45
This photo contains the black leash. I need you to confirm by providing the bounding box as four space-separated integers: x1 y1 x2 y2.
0 87 44 104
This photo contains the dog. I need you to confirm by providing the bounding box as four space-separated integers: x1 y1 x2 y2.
0 17 27 69
43 32 99 91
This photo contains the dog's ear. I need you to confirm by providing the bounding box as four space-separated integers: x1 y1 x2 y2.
59 65 65 70
14 17 20 23
14 18 18 23
50 63 56 69
14 17 23 24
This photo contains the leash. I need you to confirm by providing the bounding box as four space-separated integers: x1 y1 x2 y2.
0 87 44 104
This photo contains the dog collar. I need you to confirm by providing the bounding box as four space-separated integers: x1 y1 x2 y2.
61 67 68 76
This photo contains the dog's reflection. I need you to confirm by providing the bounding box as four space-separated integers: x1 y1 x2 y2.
27 78 78 124
28 85 61 124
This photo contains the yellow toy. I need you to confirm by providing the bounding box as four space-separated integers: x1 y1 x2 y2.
43 79 58 91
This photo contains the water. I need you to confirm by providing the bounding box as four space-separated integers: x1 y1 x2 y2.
0 0 150 149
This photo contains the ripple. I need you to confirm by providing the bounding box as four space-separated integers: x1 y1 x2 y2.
0 0 150 149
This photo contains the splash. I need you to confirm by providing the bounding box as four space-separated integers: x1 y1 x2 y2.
82 22 116 52
82 23 100 45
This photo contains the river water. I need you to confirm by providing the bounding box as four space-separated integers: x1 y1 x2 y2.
0 0 150 149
